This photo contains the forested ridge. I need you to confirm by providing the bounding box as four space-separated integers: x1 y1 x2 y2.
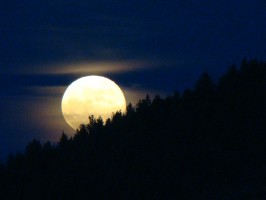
0 59 266 199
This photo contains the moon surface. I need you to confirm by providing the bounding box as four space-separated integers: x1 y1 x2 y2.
61 76 126 130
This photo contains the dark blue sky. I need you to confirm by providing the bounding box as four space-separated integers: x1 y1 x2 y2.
0 0 266 159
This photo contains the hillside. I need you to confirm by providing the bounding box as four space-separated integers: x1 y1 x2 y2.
1 59 266 199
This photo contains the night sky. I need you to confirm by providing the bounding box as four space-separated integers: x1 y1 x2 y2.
1 0 266 159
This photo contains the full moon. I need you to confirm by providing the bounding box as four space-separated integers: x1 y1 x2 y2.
61 76 126 130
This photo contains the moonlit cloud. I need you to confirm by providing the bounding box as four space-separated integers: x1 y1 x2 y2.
17 86 74 137
26 86 66 97
19 60 156 76
28 92 74 139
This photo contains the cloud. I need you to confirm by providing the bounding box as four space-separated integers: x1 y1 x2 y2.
23 60 157 75
0 86 73 137
0 58 195 99
26 86 67 97
1 59 164 80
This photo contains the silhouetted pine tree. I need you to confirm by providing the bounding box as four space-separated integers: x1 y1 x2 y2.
0 58 265 199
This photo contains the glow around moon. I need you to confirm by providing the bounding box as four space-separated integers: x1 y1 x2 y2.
61 76 126 130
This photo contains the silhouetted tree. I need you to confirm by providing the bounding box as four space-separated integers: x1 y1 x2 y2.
0 58 266 200
59 131 69 147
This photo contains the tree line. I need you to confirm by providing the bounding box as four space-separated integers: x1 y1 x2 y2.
0 58 265 199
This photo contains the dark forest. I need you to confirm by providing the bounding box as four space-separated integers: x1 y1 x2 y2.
1 59 266 199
